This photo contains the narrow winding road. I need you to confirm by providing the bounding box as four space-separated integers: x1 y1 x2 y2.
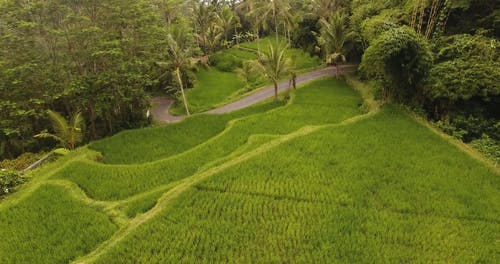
151 65 357 123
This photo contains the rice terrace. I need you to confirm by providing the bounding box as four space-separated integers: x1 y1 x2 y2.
0 0 499 263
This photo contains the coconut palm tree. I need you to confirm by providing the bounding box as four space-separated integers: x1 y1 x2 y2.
166 28 193 116
307 0 344 21
253 42 292 101
217 6 241 42
241 0 265 54
252 0 291 45
192 2 219 55
35 110 85 150
314 12 349 78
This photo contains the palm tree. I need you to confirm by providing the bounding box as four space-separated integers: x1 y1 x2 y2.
166 27 193 116
203 24 224 54
235 60 258 90
307 0 344 21
253 42 292 101
241 0 265 54
252 0 291 45
152 0 185 25
314 12 349 78
192 2 219 55
35 110 85 150
218 6 240 42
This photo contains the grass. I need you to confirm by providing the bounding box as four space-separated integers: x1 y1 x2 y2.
240 37 323 72
0 185 117 264
1 75 498 263
170 37 323 115
53 78 361 201
90 107 500 263
182 69 244 114
90 99 280 164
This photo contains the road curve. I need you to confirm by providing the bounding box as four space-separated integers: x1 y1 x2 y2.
151 65 357 123
151 97 184 123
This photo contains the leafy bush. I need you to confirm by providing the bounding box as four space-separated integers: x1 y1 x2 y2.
424 33 500 121
360 26 433 103
451 115 500 142
433 114 500 144
425 59 500 103
0 169 25 197
0 152 46 171
470 135 500 164
209 52 243 72
434 120 467 140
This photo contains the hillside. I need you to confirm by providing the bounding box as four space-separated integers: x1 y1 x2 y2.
0 77 498 263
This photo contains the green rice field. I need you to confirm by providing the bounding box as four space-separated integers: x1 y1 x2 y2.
0 77 498 263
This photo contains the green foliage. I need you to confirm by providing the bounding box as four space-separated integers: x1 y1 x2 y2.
315 12 350 63
0 152 46 171
434 120 468 141
434 114 500 143
423 33 499 145
210 52 244 71
0 0 164 159
470 135 500 165
0 169 25 197
35 110 85 150
425 33 499 102
426 60 500 102
235 60 266 91
254 41 292 99
179 37 321 114
360 26 433 102
360 11 399 44
0 185 117 263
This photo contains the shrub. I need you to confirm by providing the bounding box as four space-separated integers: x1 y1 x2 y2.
360 26 432 103
434 120 467 140
209 52 243 72
0 152 46 171
0 169 25 197
470 135 500 164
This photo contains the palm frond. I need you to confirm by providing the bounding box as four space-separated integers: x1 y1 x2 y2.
46 110 69 140
34 132 64 143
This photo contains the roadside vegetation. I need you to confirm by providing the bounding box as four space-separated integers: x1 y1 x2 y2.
169 36 323 114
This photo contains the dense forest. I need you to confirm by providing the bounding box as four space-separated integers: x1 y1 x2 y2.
1 0 498 161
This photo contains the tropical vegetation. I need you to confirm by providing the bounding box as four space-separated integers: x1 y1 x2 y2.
0 0 498 263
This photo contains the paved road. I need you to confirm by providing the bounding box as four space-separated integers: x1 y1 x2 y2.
151 65 357 123
151 97 184 123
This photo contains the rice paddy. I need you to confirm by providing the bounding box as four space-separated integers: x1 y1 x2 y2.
0 77 498 263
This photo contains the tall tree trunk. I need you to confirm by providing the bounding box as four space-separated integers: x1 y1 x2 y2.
88 101 97 139
234 28 239 45
256 28 261 55
176 67 190 116
274 11 279 45
274 81 278 101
